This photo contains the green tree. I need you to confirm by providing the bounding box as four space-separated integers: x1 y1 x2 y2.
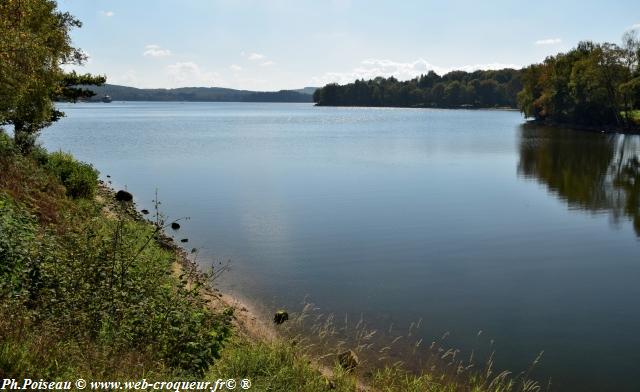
0 0 105 152
518 35 638 128
444 80 463 106
477 80 498 106
620 30 640 124
313 69 522 108
430 82 446 105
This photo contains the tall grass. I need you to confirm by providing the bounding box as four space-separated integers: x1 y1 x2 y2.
241 302 546 391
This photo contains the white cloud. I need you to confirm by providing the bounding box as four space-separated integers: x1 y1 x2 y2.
240 52 276 67
247 53 265 61
166 62 219 87
230 64 243 71
534 38 562 45
310 58 520 86
110 70 138 86
100 10 114 17
143 44 172 57
630 23 640 30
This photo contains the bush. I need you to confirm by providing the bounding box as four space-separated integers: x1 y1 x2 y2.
29 145 51 166
0 195 37 300
0 130 17 158
46 151 99 199
25 214 231 376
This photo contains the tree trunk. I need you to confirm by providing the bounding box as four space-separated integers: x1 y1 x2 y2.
13 122 35 154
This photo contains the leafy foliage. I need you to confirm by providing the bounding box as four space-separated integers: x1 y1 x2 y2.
39 215 232 376
518 32 640 128
313 69 523 108
0 195 39 301
45 151 99 198
0 130 18 157
0 0 105 152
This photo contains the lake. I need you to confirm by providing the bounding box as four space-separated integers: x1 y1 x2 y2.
43 102 640 391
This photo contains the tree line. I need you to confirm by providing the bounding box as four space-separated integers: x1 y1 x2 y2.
518 33 640 128
313 69 523 108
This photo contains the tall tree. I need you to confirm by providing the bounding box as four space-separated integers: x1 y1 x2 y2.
0 0 105 152
518 33 639 128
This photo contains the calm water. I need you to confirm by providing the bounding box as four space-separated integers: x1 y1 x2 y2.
44 102 640 391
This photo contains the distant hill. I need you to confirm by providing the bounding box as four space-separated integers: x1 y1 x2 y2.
81 84 317 103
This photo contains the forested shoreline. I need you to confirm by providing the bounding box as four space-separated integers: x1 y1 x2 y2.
314 33 640 131
519 37 640 130
313 69 523 109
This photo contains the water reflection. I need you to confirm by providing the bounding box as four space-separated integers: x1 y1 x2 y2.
518 124 640 236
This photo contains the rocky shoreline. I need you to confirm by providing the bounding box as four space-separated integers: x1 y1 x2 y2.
96 181 278 343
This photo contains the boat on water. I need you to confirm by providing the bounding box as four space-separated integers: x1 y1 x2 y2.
101 95 112 103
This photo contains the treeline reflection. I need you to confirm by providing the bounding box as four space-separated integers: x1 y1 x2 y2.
518 124 640 236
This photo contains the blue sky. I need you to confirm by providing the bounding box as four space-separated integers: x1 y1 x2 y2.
59 0 640 91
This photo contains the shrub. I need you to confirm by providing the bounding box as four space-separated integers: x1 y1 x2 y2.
0 130 17 158
1 146 235 377
22 215 232 376
46 151 99 199
0 195 37 300
29 145 51 166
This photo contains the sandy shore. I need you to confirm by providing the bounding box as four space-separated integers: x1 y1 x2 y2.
174 253 279 343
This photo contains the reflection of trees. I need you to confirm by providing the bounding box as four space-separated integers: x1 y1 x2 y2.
518 124 640 236
614 154 640 234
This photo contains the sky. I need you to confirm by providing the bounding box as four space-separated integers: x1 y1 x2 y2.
58 0 640 91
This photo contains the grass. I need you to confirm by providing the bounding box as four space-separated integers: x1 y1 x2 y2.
0 130 545 391
208 338 544 392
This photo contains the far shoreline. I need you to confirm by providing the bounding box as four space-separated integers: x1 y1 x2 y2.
314 103 519 111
